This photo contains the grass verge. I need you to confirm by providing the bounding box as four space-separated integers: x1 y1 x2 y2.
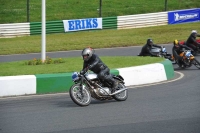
0 22 200 55
0 56 164 76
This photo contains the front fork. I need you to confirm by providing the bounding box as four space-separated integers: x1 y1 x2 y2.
79 76 90 96
79 75 84 96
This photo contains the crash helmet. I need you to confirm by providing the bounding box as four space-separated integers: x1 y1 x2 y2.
147 38 153 46
191 30 198 37
191 30 197 34
81 47 93 61
173 39 179 48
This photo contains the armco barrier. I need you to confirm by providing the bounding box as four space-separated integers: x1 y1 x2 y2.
0 22 30 38
30 20 64 35
117 12 168 29
0 8 198 38
0 60 174 97
103 16 117 29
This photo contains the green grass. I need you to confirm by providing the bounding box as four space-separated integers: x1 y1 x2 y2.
0 56 164 76
0 0 199 24
0 22 199 55
0 0 199 76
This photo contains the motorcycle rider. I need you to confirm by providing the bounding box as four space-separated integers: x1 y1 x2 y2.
80 47 118 93
185 30 200 51
139 38 162 56
172 39 193 68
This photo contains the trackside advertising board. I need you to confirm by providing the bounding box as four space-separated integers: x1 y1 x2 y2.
168 8 200 24
63 18 102 32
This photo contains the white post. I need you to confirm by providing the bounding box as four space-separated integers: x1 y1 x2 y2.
41 0 46 62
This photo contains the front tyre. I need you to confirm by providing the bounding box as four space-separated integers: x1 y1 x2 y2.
113 82 128 101
69 83 91 106
192 58 200 69
191 51 197 56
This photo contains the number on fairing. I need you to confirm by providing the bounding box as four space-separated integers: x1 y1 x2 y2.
185 51 192 57
162 47 166 52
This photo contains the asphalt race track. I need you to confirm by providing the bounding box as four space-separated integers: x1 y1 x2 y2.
0 45 200 133
0 44 172 62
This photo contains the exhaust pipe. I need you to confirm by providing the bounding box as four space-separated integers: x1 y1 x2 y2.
109 88 128 96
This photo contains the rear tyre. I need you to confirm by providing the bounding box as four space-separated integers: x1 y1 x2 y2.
191 51 197 56
197 49 200 55
113 82 128 101
69 84 91 106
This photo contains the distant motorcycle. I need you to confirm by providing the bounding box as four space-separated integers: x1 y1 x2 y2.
69 71 128 106
179 39 200 56
173 49 200 69
151 46 174 61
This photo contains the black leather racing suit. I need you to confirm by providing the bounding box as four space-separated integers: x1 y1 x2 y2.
172 44 192 67
185 33 200 51
139 44 162 56
82 54 116 88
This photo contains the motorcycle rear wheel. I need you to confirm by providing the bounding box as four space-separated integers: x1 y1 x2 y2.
113 82 128 101
192 58 200 69
69 84 91 106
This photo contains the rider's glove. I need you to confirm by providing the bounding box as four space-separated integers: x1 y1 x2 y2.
161 46 165 52
88 65 93 69
80 70 85 75
156 54 160 57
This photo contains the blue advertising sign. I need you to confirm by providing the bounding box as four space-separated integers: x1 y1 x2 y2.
168 8 200 24
63 18 102 32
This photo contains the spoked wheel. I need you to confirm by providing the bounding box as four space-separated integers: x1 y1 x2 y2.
192 51 197 56
69 84 91 106
113 82 128 101
192 58 200 69
197 49 200 55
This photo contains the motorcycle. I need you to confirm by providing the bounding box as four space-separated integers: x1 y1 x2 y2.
179 39 200 56
173 49 200 69
69 71 128 106
151 46 174 62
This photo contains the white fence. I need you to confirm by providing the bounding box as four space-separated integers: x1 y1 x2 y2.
0 23 30 38
117 12 168 29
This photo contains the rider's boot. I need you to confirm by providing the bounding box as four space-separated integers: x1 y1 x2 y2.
109 78 118 93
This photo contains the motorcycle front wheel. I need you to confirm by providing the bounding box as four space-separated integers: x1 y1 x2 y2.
192 51 197 56
113 82 128 101
69 83 91 106
192 58 200 69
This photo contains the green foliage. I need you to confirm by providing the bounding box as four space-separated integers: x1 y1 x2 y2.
0 0 199 24
25 57 65 65
26 58 42 65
